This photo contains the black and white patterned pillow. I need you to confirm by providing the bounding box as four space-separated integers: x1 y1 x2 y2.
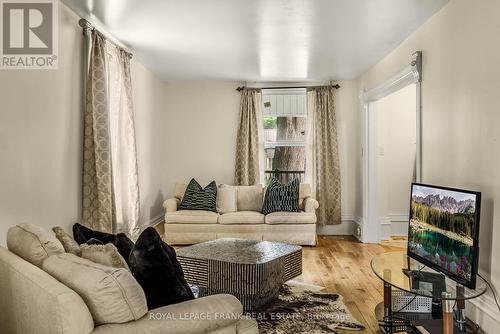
179 179 217 212
262 177 301 214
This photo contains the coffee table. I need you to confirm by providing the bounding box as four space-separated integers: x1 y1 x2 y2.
177 238 302 311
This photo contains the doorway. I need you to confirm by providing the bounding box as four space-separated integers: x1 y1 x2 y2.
374 84 417 240
360 51 422 243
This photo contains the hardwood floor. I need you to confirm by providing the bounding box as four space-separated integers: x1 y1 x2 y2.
296 235 404 334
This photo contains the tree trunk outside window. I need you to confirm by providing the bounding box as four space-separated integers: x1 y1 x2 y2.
272 117 306 183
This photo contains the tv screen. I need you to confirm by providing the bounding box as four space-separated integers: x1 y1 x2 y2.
408 183 481 288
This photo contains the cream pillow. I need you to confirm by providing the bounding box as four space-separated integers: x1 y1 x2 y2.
43 253 147 325
217 184 237 214
80 243 129 270
236 185 264 211
52 226 81 256
173 182 188 200
7 223 65 267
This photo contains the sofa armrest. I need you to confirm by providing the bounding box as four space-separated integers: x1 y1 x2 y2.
163 198 180 212
92 294 244 334
303 197 319 213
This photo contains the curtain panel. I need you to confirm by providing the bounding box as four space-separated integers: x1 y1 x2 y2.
82 28 140 239
306 87 341 225
235 88 262 186
82 31 115 233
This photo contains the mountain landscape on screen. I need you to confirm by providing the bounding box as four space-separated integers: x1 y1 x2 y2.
408 185 477 281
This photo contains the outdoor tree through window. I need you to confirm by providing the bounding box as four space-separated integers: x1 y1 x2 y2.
262 88 307 183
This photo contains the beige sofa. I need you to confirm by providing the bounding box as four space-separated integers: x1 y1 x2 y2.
163 182 319 246
0 225 258 334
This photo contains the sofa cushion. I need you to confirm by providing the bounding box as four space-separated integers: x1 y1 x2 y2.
299 183 312 200
52 226 81 256
218 211 265 225
217 184 237 214
265 211 317 225
43 253 147 325
129 227 194 310
173 182 188 200
262 177 301 214
7 224 65 267
179 179 217 212
80 243 130 270
166 210 219 224
236 185 263 211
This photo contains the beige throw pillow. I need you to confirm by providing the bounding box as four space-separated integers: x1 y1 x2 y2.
80 243 129 270
7 223 65 267
52 226 81 256
236 185 264 211
43 253 147 325
173 182 188 200
217 184 237 214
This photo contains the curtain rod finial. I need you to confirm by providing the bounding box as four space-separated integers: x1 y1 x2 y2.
78 18 91 28
79 19 93 32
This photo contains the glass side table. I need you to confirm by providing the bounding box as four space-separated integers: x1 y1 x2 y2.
371 251 488 333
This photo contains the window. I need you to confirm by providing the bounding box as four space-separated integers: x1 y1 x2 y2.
262 88 307 183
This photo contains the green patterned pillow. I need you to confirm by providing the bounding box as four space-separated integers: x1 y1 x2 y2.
262 177 301 214
179 179 217 212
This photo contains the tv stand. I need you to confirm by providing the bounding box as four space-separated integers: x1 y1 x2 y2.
371 252 488 333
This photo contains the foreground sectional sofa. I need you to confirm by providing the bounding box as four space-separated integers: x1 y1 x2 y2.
163 182 319 246
0 224 258 334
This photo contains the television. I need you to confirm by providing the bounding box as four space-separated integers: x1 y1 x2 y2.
407 183 481 289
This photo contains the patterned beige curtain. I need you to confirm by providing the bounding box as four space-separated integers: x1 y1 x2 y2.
307 87 341 225
82 28 140 238
234 88 262 185
82 31 115 232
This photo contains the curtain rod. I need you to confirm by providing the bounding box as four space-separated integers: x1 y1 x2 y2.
235 84 340 92
78 18 133 59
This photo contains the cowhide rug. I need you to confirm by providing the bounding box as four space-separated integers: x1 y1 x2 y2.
249 281 365 334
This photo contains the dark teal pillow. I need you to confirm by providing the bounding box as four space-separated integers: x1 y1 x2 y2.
179 179 217 212
262 177 301 214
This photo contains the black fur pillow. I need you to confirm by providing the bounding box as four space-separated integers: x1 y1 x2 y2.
86 238 104 245
72 223 134 262
73 223 115 244
128 227 194 309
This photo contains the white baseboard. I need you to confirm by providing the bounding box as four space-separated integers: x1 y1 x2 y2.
379 213 409 240
144 214 164 228
466 289 500 332
317 214 362 236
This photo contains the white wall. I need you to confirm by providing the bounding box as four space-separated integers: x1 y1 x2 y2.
0 4 82 244
132 61 169 227
0 4 168 244
375 84 416 237
358 0 500 330
160 81 241 196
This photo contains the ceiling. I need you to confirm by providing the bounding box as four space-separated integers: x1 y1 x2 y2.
63 0 449 82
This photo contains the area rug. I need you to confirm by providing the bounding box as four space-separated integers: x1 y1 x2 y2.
250 281 365 334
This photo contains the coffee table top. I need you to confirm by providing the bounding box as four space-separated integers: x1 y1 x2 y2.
176 238 302 264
